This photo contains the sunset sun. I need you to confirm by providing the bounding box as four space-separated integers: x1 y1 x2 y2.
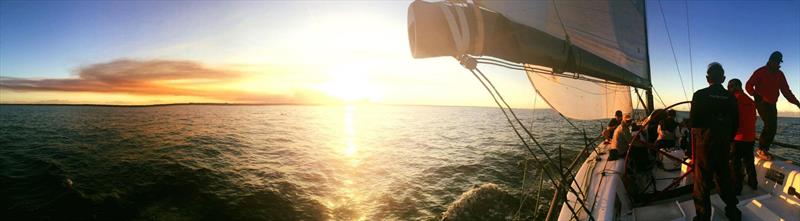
1 1 800 220
321 65 383 103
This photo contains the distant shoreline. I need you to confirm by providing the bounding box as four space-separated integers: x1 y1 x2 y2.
1 102 798 118
0 102 528 109
0 102 304 108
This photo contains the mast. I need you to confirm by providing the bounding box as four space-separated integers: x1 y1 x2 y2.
643 0 655 115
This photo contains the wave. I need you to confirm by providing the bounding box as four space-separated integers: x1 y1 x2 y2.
441 183 520 221
1 156 330 220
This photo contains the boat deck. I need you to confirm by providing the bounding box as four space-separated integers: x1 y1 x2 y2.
558 142 800 221
632 184 776 220
628 154 800 221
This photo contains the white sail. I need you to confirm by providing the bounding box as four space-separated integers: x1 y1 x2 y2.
526 65 633 120
480 0 646 119
480 0 649 84
407 0 647 119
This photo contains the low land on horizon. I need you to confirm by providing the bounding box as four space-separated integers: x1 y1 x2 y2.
2 102 799 118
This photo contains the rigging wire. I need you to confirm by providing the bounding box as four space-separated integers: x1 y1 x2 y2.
514 83 543 220
531 89 538 139
460 55 598 219
651 86 668 108
532 168 545 220
473 66 579 165
685 0 694 93
476 61 623 96
475 57 629 87
529 72 616 96
514 159 529 220
550 0 571 42
465 67 592 219
462 55 606 219
476 57 601 150
658 0 690 101
473 66 602 220
514 72 540 221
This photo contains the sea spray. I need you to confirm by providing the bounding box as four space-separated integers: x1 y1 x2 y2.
441 183 518 221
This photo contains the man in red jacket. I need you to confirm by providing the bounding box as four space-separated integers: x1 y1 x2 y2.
728 78 757 195
745 51 800 160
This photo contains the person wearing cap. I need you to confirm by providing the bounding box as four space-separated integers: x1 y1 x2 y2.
690 62 740 221
609 113 633 160
604 110 623 141
728 78 758 195
745 51 800 160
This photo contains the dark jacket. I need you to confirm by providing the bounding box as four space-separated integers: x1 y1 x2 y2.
691 84 739 136
690 84 739 165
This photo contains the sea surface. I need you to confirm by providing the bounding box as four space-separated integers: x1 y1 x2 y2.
1 105 798 220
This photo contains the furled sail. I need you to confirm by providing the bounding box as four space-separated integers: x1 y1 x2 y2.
407 0 648 119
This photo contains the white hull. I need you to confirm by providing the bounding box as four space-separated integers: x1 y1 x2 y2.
558 142 800 221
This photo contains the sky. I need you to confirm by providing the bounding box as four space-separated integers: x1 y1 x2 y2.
1 0 799 116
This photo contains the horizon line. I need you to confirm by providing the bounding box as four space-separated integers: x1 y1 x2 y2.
0 102 538 110
1 102 799 117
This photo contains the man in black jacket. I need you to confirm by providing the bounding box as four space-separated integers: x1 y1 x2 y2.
690 62 740 221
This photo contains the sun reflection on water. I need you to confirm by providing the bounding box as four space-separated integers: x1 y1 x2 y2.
331 105 366 221
344 105 358 160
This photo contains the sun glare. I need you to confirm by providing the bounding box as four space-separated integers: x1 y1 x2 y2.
322 65 383 103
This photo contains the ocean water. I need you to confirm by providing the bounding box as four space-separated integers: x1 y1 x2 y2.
0 105 797 220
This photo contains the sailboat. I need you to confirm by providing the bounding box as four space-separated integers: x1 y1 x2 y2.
406 0 800 220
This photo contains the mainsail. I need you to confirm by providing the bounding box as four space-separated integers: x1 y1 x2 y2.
408 0 648 119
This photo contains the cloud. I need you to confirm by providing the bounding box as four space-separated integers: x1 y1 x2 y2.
1 59 239 95
0 59 335 104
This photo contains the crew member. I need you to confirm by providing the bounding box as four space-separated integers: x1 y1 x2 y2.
728 78 758 195
690 62 740 221
609 113 633 160
745 51 800 160
679 119 691 158
604 110 623 141
656 110 679 149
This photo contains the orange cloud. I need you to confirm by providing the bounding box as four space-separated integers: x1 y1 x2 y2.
1 59 238 95
0 59 336 104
